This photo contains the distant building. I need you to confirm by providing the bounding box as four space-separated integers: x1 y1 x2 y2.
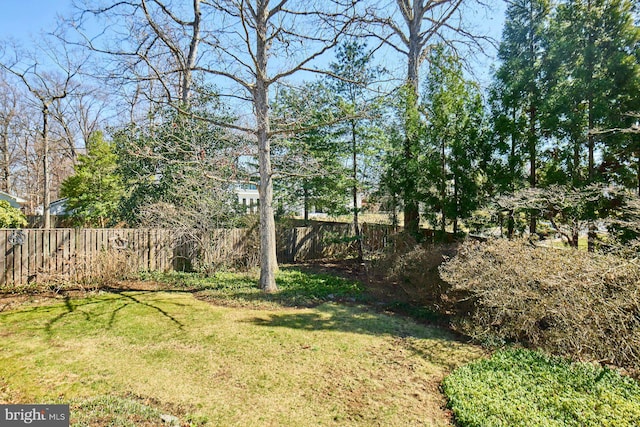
34 198 70 216
0 191 27 209
235 183 259 213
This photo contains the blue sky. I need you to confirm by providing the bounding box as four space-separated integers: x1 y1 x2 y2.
0 0 506 89
0 0 75 41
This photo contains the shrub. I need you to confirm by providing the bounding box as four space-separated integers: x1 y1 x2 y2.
370 233 459 311
0 200 27 228
32 249 138 291
439 239 640 370
443 348 640 427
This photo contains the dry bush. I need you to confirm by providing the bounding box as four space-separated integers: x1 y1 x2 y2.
440 239 640 369
370 233 460 310
34 249 138 291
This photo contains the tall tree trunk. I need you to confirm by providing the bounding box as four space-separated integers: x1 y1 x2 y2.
1 129 10 193
181 0 201 104
587 100 596 252
256 3 277 293
527 1 537 236
351 119 363 262
586 0 596 253
586 89 597 253
636 150 640 197
42 104 51 229
403 9 422 236
529 103 537 235
587 100 595 181
508 106 517 238
573 138 581 185
440 138 446 234
453 175 458 234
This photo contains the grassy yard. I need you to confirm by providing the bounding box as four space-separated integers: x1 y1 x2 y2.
0 270 482 426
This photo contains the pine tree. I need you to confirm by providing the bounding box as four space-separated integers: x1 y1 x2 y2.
329 40 384 261
271 81 350 220
492 0 551 234
61 131 124 227
422 47 488 234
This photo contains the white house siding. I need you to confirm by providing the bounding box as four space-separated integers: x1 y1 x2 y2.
235 184 259 213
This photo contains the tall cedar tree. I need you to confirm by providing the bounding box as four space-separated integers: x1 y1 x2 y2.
545 0 640 250
368 0 486 236
492 0 551 234
545 0 640 184
422 47 487 234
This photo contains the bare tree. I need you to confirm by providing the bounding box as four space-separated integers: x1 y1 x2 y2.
12 112 42 213
77 0 357 292
50 87 111 161
74 0 204 110
0 41 81 228
0 73 22 193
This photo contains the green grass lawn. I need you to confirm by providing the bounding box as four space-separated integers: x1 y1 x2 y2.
0 270 482 426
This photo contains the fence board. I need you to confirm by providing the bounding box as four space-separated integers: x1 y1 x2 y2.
28 230 36 283
0 222 403 286
19 233 28 285
0 231 6 285
5 231 14 285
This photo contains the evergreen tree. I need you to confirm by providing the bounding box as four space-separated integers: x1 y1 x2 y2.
545 0 640 250
271 81 350 220
546 0 640 184
60 131 124 227
0 200 26 228
422 47 488 234
492 0 551 234
328 40 385 261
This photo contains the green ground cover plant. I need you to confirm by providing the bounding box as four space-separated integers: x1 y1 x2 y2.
0 269 481 426
443 348 640 427
146 268 365 308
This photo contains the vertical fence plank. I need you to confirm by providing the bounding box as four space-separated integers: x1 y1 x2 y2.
42 229 50 279
27 230 36 283
141 229 149 271
139 229 145 271
19 231 28 285
63 229 71 277
0 230 6 286
2 230 14 285
52 229 59 278
147 228 158 271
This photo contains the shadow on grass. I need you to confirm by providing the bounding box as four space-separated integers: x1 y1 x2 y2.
1 268 454 352
1 291 186 339
246 302 471 370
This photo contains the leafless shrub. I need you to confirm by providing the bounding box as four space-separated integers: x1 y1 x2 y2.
138 188 248 274
440 239 640 369
34 249 137 291
370 232 460 310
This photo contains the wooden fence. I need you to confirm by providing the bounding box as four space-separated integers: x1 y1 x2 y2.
0 223 398 286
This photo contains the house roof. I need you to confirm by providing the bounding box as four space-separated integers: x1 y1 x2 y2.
0 191 27 207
